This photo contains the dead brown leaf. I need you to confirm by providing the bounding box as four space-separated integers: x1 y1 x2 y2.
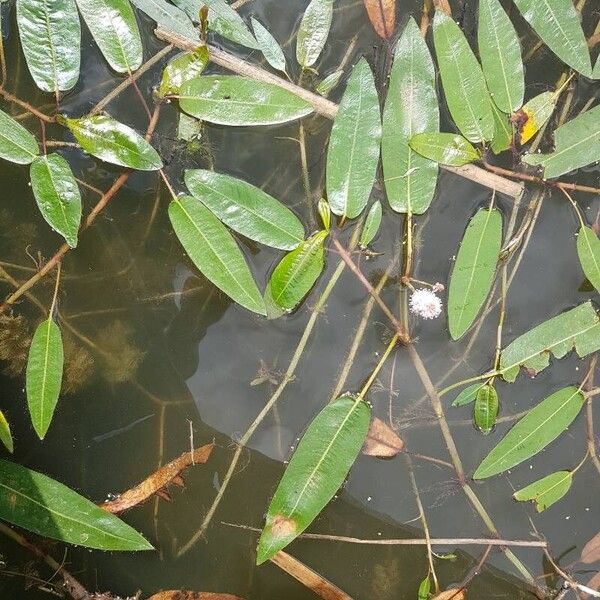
362 0 395 39
101 444 214 514
362 417 404 457
587 571 600 592
582 531 600 564
433 0 452 16
146 593 243 600
432 589 466 600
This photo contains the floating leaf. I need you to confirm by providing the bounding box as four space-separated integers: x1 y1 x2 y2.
474 386 585 479
489 101 513 155
382 17 439 214
0 108 39 164
362 416 404 457
251 17 286 73
256 394 371 564
59 114 163 171
473 384 498 435
158 47 209 97
129 0 197 40
513 471 572 512
30 154 82 248
418 575 431 600
514 91 556 145
0 410 13 453
359 201 382 249
178 75 313 126
316 70 343 96
513 0 592 77
266 231 327 311
523 104 600 179
452 383 485 406
169 195 266 315
75 0 142 73
581 531 600 564
362 0 395 39
499 301 600 382
326 58 381 219
448 208 502 340
409 133 479 167
0 459 153 550
184 169 304 251
577 226 600 294
296 0 332 68
477 0 524 113
433 11 494 143
16 0 81 92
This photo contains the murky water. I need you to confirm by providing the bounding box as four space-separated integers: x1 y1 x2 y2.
1 0 599 598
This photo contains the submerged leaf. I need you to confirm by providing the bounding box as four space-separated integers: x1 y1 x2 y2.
514 91 556 145
251 17 287 73
316 70 343 96
513 471 572 512
296 0 333 68
360 201 382 249
0 109 39 164
409 133 479 166
577 226 600 294
473 384 498 435
0 410 13 453
158 47 209 97
362 417 404 457
362 0 395 39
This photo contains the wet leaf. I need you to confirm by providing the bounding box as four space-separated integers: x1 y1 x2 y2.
318 198 331 231
499 301 600 382
0 459 153 550
452 383 485 407
513 0 592 77
59 114 163 171
251 17 286 73
359 201 382 249
362 416 404 457
266 231 327 311
577 226 600 295
147 594 244 600
316 70 343 96
513 470 572 512
514 91 556 145
581 531 600 563
382 17 439 214
594 57 600 80
16 0 81 92
169 195 266 315
0 108 39 164
523 104 600 179
179 75 313 126
432 590 465 600
75 0 142 73
477 0 524 113
296 0 333 68
474 386 585 479
184 169 304 251
0 410 13 453
129 0 197 40
30 154 82 248
433 11 494 143
489 101 513 155
473 384 498 435
448 208 502 340
409 133 479 167
326 58 381 219
256 394 371 564
418 575 431 600
26 318 63 440
362 0 395 40
158 47 209 97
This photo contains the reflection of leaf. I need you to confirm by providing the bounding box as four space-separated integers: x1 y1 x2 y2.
362 417 404 457
513 471 572 512
362 0 395 39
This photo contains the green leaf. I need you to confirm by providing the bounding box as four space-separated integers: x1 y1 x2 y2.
577 226 600 294
382 17 439 215
499 301 600 382
432 11 494 143
474 387 584 479
266 231 327 311
489 101 513 155
0 411 13 453
26 318 63 440
30 154 82 248
0 108 39 164
359 200 382 249
177 112 202 141
513 0 592 77
594 56 600 79
409 132 479 167
184 169 304 250
16 0 81 92
129 0 197 40
326 58 381 219
178 75 314 126
523 104 600 179
513 471 573 512
316 70 343 96
75 0 142 73
452 383 485 407
296 0 332 68
158 47 209 97
251 17 286 73
473 384 499 435
59 114 163 171
317 198 331 231
169 195 266 315
418 575 431 600
477 0 524 113
448 208 502 340
0 459 153 550
256 394 370 564
517 91 556 145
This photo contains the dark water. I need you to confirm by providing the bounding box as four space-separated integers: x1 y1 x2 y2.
0 0 599 598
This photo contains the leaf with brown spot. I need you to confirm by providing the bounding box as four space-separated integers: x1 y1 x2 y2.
432 589 466 600
581 531 600 564
362 417 404 457
362 0 395 39
146 593 244 600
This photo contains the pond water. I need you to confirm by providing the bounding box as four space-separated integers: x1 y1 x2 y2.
0 0 599 598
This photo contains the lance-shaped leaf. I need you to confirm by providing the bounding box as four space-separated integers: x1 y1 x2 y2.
382 17 439 214
523 104 600 179
129 0 197 40
0 459 153 550
577 226 600 294
266 231 327 311
490 101 513 155
256 394 370 564
16 0 81 92
474 387 584 479
30 154 81 248
513 0 592 77
75 0 142 73
359 200 382 249
433 11 494 143
326 58 381 219
594 57 600 80
514 471 573 512
362 0 395 39
515 91 556 145
477 0 524 113
473 384 498 435
158 47 209 97
418 576 431 600
448 208 502 340
184 169 304 250
410 132 479 167
500 302 600 381
296 0 332 68
452 382 485 406
0 411 13 453
178 75 313 126
169 195 266 315
59 115 162 171
251 17 286 73
316 70 343 96
0 108 39 164
26 318 63 439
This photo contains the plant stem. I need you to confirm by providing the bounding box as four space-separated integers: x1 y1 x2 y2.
357 334 398 400
0 87 54 122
